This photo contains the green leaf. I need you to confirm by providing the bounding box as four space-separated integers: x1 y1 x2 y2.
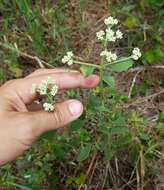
75 173 86 185
123 16 139 28
139 133 150 141
103 75 115 88
110 127 129 135
105 150 114 160
148 0 164 6
80 65 95 76
143 46 164 65
70 119 85 131
156 122 164 133
111 116 127 127
88 96 101 107
9 66 23 78
77 143 92 162
159 112 164 119
10 182 35 190
110 59 134 72
53 144 66 159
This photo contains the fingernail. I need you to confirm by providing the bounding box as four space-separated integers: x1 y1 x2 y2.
68 100 83 117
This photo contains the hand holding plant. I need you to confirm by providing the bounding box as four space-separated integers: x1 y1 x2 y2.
0 69 99 165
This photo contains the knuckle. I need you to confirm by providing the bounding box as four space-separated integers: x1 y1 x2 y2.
74 73 84 81
26 69 45 78
19 115 36 140
4 79 16 86
34 68 45 73
52 106 65 127
69 72 83 83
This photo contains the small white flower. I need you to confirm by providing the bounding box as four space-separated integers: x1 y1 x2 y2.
39 88 47 95
47 76 55 84
62 51 74 66
106 52 117 62
38 80 47 95
100 50 109 57
110 52 117 61
116 30 123 39
31 77 58 112
62 56 70 64
104 16 118 26
50 85 58 96
43 103 54 112
31 84 36 94
100 50 117 63
113 18 119 25
106 28 116 42
96 30 105 41
131 48 142 60
67 51 73 57
67 59 73 66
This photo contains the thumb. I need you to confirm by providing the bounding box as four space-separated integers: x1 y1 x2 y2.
28 100 83 136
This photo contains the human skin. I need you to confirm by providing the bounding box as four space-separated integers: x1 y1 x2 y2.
0 69 99 166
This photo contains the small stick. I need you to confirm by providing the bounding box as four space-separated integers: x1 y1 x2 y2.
128 65 164 73
101 161 110 190
79 151 97 190
128 70 142 99
125 89 164 108
0 41 54 69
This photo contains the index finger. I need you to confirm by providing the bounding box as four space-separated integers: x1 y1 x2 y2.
12 72 100 104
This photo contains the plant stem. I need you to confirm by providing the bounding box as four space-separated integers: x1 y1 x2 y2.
99 38 108 105
104 56 132 67
73 60 101 68
100 59 104 92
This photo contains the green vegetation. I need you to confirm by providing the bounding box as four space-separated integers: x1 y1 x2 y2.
0 0 163 189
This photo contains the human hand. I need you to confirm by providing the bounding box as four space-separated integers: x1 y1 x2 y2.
0 69 99 165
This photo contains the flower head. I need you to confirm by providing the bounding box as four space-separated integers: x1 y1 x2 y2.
116 30 123 39
106 28 116 42
31 77 58 112
62 51 74 66
100 50 117 63
104 16 118 26
131 48 142 60
50 85 58 96
43 103 54 112
96 30 105 41
38 80 48 95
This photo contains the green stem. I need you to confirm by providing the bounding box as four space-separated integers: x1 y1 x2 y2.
74 56 132 70
100 59 104 105
104 56 132 67
99 38 108 105
73 60 101 69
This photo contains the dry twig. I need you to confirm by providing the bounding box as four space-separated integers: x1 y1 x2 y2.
0 41 55 69
128 70 142 99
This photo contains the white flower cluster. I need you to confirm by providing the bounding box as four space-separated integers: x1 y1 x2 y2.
62 51 74 66
61 16 141 68
31 77 58 112
43 103 54 112
104 16 118 26
96 16 123 42
100 50 117 63
96 30 105 41
131 48 142 60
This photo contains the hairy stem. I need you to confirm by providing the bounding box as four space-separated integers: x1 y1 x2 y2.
73 60 101 68
104 56 132 67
